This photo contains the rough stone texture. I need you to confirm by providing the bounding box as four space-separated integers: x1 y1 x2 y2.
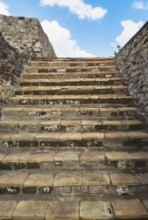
0 15 56 108
0 15 56 60
115 21 148 122
0 34 22 105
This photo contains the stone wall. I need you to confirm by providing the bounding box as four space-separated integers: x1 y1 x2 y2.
115 21 148 121
0 15 56 109
0 15 56 60
0 33 23 115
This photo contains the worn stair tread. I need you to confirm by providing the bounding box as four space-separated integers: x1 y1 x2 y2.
26 64 117 69
16 85 127 91
2 106 138 112
1 57 148 217
0 170 148 187
20 77 123 83
28 65 117 70
0 119 142 126
0 131 148 141
1 150 148 164
24 72 120 77
1 198 148 220
11 94 133 100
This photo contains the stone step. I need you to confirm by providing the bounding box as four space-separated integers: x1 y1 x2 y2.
10 94 133 105
0 150 148 171
2 106 138 120
24 71 120 78
29 58 115 65
0 170 148 197
28 62 116 68
30 57 114 61
15 85 128 95
20 77 124 86
1 198 148 220
0 119 143 133
26 64 117 70
1 57 148 217
1 132 148 150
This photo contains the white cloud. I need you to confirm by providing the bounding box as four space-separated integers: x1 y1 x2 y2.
40 0 107 20
41 20 95 57
132 0 148 9
111 20 144 48
0 1 10 15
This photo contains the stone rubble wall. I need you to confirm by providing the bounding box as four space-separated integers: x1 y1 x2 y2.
0 33 23 105
115 21 148 122
0 15 56 109
0 15 56 60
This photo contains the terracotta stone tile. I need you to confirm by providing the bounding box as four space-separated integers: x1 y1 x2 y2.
83 172 110 186
0 153 6 161
0 201 18 219
24 173 53 187
19 121 40 126
3 152 30 163
3 108 23 112
103 120 122 126
82 120 102 126
122 120 142 125
13 201 48 220
0 120 18 126
100 108 118 112
41 121 60 126
46 201 79 219
105 132 129 139
54 172 82 186
131 152 148 160
81 132 104 139
128 132 148 139
80 201 113 219
54 151 79 161
112 199 148 219
36 133 60 141
110 173 140 186
80 151 105 162
28 153 54 162
137 173 148 184
59 133 81 141
118 107 137 112
0 172 28 186
61 120 81 126
106 151 132 161
0 133 12 141
10 133 36 141
143 200 148 211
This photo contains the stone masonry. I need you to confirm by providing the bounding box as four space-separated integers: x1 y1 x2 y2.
0 34 23 104
0 58 148 219
115 21 148 122
0 15 56 60
0 15 56 108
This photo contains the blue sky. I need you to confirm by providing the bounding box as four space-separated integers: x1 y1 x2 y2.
0 0 147 57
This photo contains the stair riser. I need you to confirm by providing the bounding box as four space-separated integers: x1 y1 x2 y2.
2 111 137 120
23 73 119 79
20 80 124 86
0 124 143 133
1 139 148 150
28 64 116 69
28 62 115 67
10 98 133 106
25 68 118 74
15 89 127 96
0 161 148 171
0 185 147 197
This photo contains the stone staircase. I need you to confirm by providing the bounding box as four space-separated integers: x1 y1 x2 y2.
0 57 148 219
